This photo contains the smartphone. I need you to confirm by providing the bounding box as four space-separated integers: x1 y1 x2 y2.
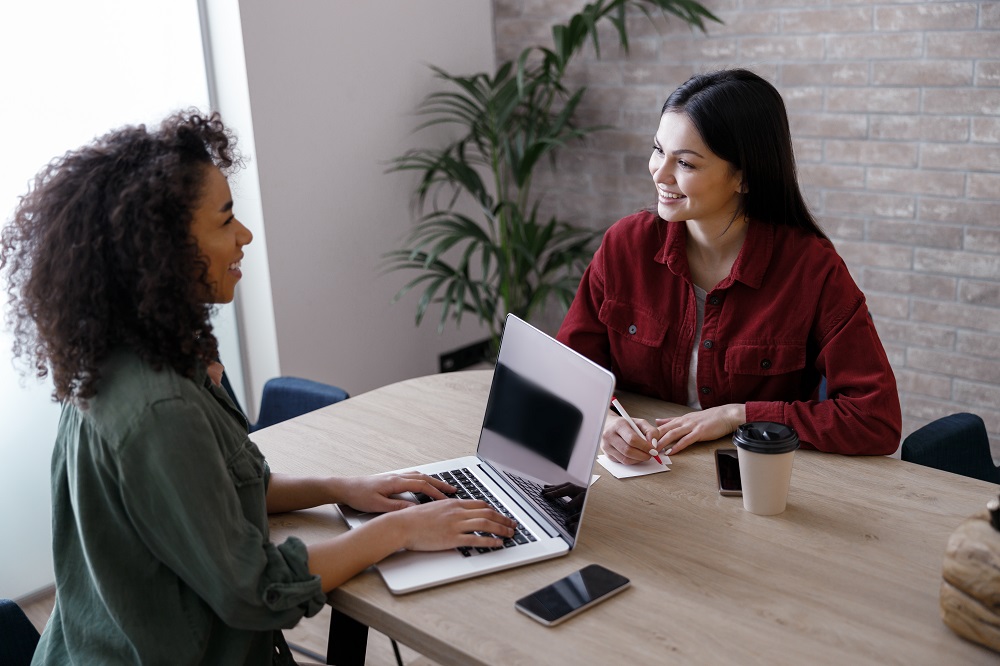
514 564 630 626
715 448 742 496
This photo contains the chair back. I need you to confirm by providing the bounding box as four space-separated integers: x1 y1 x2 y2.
901 413 1000 484
253 377 349 432
220 373 349 433
0 598 41 666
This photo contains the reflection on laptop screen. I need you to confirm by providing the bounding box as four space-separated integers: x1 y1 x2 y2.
481 363 582 470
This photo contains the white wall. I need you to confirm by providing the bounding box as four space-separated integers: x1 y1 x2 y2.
237 0 495 397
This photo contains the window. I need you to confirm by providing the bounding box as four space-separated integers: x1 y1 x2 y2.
0 1 229 598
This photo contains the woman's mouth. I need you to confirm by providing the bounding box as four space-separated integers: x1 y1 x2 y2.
658 190 685 203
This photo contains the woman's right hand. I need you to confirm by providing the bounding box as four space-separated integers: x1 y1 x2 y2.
601 415 659 465
381 499 516 551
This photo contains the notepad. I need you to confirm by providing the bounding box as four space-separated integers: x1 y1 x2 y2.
596 454 671 479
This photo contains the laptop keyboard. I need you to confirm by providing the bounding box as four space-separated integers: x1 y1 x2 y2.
422 468 537 557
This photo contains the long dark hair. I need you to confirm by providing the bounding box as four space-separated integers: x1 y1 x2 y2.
662 69 827 240
1 110 241 402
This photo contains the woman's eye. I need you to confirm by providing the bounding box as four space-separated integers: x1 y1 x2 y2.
678 160 693 169
651 145 664 156
223 215 234 226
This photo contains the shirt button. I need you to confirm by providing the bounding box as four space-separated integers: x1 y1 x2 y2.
628 324 637 335
709 296 721 306
760 359 772 369
703 340 713 349
700 386 711 395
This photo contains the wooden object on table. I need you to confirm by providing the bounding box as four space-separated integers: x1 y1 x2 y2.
941 505 1000 653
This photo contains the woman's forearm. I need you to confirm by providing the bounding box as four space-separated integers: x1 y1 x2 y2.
266 473 345 514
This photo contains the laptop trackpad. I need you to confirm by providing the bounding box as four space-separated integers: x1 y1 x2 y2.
340 492 428 525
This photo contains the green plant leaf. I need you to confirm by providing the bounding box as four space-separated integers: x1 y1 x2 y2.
384 0 719 336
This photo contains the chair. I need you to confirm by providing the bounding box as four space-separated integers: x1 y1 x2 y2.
901 413 1000 484
0 598 41 666
220 374 349 432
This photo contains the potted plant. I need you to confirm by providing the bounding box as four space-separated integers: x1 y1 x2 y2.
385 0 719 353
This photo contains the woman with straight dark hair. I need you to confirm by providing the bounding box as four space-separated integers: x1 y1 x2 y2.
557 69 901 463
2 110 515 664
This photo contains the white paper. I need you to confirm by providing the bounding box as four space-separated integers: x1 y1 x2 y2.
596 454 671 479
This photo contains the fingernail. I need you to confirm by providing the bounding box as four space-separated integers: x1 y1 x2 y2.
665 448 673 455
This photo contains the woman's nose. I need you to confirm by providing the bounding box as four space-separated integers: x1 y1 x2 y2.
652 162 675 184
238 220 253 246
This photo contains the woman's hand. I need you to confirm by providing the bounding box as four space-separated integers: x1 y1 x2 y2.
601 415 659 465
378 499 517 551
307 496 517 590
653 404 746 455
336 471 456 513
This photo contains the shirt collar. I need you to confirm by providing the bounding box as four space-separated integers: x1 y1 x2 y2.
656 218 773 290
195 360 211 388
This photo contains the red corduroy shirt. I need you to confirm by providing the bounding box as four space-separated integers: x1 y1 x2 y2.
557 211 901 455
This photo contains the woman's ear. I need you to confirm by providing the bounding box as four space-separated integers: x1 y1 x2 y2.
732 169 747 194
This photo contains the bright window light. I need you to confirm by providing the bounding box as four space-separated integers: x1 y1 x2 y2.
0 0 214 598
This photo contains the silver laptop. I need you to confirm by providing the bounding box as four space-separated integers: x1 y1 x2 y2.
338 314 615 594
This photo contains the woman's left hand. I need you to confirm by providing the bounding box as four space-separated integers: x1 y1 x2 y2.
653 404 746 456
336 471 456 513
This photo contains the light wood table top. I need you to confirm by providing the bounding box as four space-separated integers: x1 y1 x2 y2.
254 370 998 665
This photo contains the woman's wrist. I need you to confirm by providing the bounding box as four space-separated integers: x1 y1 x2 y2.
727 404 747 431
322 476 349 506
366 509 410 551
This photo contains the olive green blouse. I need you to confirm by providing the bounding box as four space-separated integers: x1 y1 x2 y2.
32 348 326 665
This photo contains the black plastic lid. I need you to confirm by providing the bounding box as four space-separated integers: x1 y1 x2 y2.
733 421 799 454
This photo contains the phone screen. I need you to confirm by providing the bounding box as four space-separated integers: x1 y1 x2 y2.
715 448 742 496
514 564 630 626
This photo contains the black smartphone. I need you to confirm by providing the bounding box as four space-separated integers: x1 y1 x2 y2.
514 564 630 626
715 448 742 496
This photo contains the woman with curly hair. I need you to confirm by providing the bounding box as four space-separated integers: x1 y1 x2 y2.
1 111 515 665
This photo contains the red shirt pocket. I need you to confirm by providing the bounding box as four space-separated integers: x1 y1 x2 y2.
599 300 669 393
724 342 807 402
725 342 806 375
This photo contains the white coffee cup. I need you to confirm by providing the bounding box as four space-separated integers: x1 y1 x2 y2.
732 422 799 516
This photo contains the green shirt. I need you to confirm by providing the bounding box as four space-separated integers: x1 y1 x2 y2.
32 348 326 665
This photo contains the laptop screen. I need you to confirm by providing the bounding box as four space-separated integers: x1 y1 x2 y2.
476 315 615 544
481 363 582 469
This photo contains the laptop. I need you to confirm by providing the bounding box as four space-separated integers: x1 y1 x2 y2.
337 314 615 594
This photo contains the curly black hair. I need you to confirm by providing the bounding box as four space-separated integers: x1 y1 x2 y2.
1 110 242 402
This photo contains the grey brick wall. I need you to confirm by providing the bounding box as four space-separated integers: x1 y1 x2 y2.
493 0 1000 456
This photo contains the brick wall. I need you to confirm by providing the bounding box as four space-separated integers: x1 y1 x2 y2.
493 0 1000 456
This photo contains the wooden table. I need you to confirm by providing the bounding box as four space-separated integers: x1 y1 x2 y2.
253 370 999 665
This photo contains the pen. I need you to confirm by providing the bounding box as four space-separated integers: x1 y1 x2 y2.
611 397 664 465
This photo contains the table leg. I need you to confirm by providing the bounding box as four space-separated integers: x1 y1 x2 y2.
326 607 369 666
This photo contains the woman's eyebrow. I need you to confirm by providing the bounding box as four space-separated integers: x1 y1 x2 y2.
672 148 704 158
653 137 704 159
219 200 234 213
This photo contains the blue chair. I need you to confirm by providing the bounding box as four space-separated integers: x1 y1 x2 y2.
221 373 349 432
0 598 41 666
901 413 1000 484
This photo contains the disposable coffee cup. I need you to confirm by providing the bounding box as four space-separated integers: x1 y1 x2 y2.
732 422 799 516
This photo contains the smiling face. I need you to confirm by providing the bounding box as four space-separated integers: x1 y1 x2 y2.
648 112 744 229
188 165 252 304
